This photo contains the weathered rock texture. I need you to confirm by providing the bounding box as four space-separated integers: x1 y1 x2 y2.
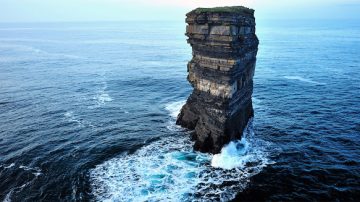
176 6 259 154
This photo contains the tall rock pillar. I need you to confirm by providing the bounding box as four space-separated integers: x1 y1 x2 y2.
176 6 259 154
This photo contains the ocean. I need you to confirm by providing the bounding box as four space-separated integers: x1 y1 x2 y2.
0 20 359 201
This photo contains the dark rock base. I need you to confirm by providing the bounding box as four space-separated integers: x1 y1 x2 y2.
177 6 258 154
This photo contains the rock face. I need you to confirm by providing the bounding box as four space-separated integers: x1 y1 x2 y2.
176 6 259 154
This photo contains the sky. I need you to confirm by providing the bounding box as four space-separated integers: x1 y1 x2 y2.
1 0 360 22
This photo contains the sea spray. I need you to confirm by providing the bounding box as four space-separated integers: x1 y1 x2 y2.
165 100 186 119
211 138 250 169
89 101 273 201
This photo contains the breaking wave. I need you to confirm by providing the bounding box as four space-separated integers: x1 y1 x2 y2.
165 100 186 119
89 101 273 201
212 120 272 170
164 100 186 131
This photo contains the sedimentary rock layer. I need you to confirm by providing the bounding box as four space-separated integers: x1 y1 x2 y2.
176 6 259 154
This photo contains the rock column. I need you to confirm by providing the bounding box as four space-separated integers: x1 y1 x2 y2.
176 6 259 154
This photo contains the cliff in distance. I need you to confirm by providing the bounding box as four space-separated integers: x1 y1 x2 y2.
176 6 259 154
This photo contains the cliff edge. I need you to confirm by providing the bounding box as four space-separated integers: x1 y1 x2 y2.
176 6 259 154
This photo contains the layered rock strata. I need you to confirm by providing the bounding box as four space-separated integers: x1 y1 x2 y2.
176 6 259 154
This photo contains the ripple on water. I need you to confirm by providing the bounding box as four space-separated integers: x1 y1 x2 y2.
283 76 326 85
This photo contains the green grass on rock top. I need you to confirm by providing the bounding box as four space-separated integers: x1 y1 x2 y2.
190 6 254 15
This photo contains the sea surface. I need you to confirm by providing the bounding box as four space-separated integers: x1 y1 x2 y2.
0 20 359 201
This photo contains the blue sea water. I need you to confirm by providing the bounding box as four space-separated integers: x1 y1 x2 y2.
0 20 359 201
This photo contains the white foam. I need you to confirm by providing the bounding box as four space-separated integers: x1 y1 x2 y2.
2 165 42 202
19 165 42 176
64 111 81 125
90 119 273 201
90 136 208 201
165 100 186 119
95 92 113 105
3 182 37 202
164 100 186 131
252 97 263 110
4 163 15 169
64 111 95 128
284 76 325 85
90 81 113 108
3 188 14 202
212 140 249 169
212 120 272 170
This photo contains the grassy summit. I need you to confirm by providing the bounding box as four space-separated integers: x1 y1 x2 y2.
191 6 254 15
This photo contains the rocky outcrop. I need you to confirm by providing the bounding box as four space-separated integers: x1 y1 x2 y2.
176 6 259 154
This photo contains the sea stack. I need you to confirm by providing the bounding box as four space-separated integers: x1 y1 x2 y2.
176 6 259 154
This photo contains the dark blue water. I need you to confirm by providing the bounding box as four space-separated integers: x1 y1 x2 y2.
0 21 359 201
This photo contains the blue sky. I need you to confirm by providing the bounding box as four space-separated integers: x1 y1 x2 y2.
1 0 359 22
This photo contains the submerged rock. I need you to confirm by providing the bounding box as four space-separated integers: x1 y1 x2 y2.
176 6 259 154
